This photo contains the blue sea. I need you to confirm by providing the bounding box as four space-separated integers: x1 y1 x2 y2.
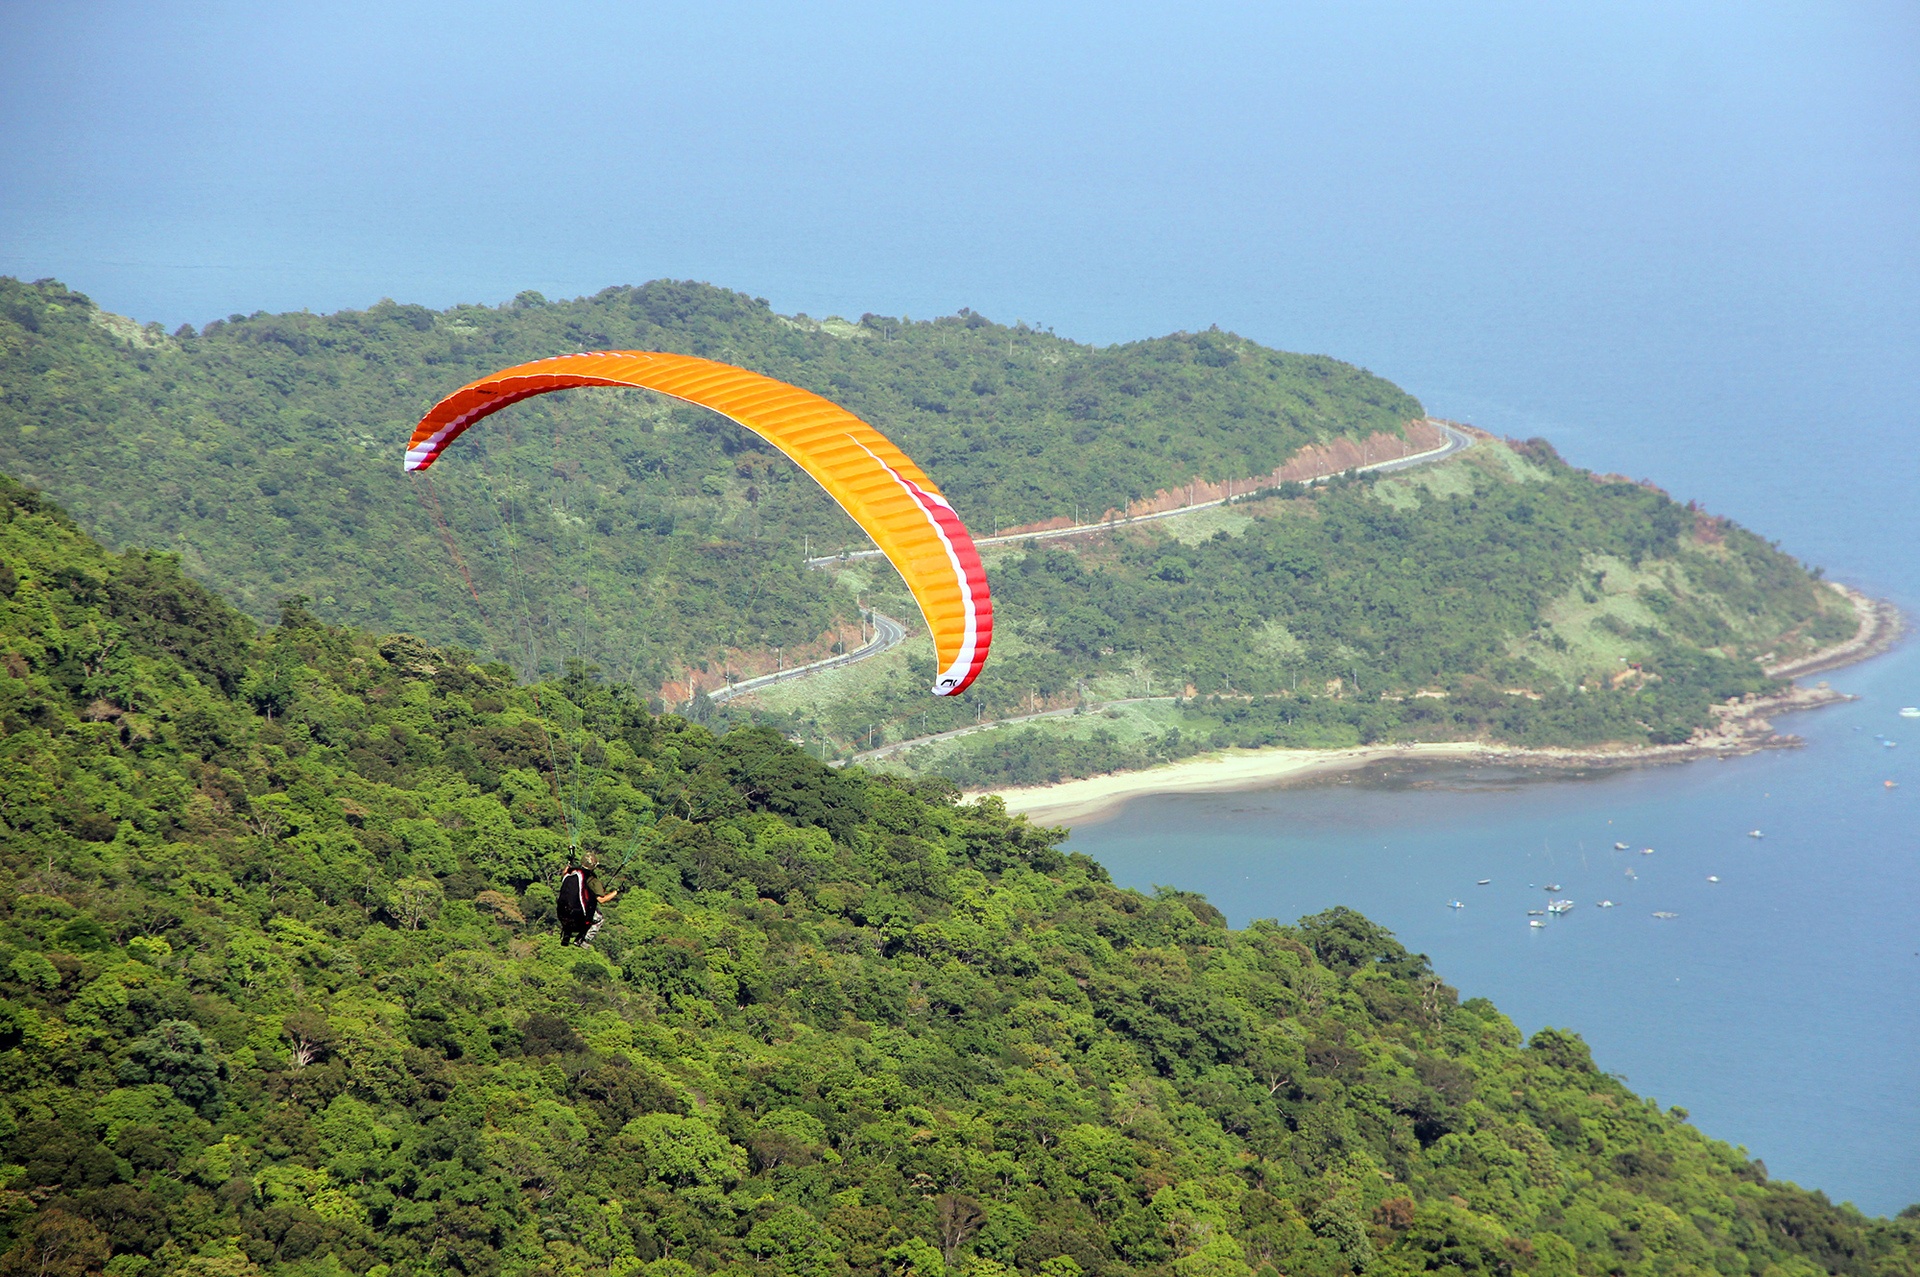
4 0 1914 1215
1068 648 1920 1213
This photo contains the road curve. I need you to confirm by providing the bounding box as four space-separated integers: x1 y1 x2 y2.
709 610 907 704
804 419 1475 568
1362 420 1474 473
746 420 1476 705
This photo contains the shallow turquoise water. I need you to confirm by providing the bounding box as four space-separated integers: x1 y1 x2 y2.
1067 641 1920 1214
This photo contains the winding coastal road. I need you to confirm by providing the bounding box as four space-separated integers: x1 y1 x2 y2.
725 420 1475 708
708 610 907 704
804 419 1475 569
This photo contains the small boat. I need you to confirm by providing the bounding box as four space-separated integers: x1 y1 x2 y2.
1886 780 1899 789
1548 899 1575 914
1747 829 1763 838
1477 878 1491 885
1641 847 1655 855
1529 920 1546 928
1707 875 1720 883
1653 911 1679 919
1597 900 1615 908
1447 900 1465 909
1884 740 1898 748
1613 842 1629 850
1899 707 1920 718
1543 883 1561 892
1527 909 1546 916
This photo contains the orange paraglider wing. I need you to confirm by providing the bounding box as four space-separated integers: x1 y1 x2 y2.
405 351 991 695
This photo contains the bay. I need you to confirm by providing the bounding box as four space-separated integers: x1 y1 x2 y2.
1066 639 1920 1215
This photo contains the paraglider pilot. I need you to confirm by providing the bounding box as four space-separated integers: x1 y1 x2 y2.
557 854 618 948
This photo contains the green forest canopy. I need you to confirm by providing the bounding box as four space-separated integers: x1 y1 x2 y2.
758 441 1854 782
0 276 1417 694
1 475 1915 1277
0 278 1854 773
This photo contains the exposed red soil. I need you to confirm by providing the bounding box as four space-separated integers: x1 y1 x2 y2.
994 418 1448 536
658 616 879 704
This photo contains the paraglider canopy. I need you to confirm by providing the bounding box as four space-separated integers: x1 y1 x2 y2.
406 351 991 696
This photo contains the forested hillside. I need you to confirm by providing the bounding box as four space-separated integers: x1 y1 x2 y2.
3 477 1916 1277
765 441 1856 784
0 276 1416 693
0 277 1854 772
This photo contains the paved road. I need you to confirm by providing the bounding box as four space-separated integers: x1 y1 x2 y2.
709 610 906 704
804 419 1476 569
735 420 1476 709
1362 419 1473 473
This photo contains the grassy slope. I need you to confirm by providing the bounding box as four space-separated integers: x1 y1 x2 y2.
2 478 1916 1277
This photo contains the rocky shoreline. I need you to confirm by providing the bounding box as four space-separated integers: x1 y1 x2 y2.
1602 582 1908 767
1764 583 1905 680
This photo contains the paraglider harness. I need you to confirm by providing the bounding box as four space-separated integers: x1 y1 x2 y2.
556 861 619 947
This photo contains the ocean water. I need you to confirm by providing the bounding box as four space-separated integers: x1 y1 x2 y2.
1068 641 1920 1214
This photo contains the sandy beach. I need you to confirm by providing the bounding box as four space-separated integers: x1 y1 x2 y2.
982 742 1492 824
979 582 1905 827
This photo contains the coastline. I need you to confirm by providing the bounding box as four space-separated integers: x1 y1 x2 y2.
980 582 1905 827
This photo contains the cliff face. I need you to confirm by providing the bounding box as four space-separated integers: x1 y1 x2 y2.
2 473 1916 1277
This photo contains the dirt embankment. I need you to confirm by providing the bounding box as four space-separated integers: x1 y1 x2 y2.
658 616 884 704
994 419 1447 536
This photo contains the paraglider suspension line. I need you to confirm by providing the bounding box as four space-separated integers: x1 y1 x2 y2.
413 473 488 613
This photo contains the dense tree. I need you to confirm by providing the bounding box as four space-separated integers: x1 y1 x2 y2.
1 478 1913 1277
0 277 1416 696
881 444 1852 784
